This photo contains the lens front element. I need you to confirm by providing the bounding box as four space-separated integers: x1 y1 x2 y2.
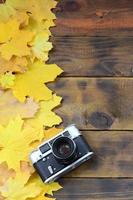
58 142 71 156
52 136 77 164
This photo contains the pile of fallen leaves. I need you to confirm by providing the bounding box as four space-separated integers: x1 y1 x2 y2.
0 0 63 199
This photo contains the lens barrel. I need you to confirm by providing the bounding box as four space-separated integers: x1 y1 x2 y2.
52 136 77 164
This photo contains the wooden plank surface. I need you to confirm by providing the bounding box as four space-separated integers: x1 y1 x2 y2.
51 0 133 199
50 78 133 130
55 178 133 200
63 130 133 177
50 0 133 77
53 0 133 36
49 36 133 77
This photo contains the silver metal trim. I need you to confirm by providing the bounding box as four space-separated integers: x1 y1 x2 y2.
67 124 81 139
38 124 80 149
30 124 81 164
30 149 52 164
44 152 94 183
48 166 54 174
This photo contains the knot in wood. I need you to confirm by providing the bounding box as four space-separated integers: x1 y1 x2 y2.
89 112 114 129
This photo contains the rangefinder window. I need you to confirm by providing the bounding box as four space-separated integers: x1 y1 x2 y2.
39 143 50 154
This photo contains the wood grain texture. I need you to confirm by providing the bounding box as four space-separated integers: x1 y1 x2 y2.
55 178 133 200
49 36 133 77
51 0 133 198
50 78 133 130
62 130 133 177
53 0 133 36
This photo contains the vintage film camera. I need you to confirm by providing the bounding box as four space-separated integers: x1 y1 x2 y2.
30 124 94 183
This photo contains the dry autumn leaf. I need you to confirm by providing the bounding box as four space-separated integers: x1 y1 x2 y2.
44 19 55 30
20 161 35 175
13 10 29 28
0 0 63 199
0 172 42 200
0 29 34 60
0 56 28 74
0 19 34 60
30 32 52 62
25 94 62 134
0 72 15 89
0 0 57 22
0 9 29 29
24 0 57 22
0 0 26 22
0 19 19 43
43 127 63 141
0 117 43 171
0 90 39 125
11 60 63 102
0 172 61 200
27 173 62 200
27 18 55 35
29 193 56 200
0 162 15 186
30 0 57 21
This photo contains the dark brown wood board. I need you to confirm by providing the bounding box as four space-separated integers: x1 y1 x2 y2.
50 78 133 130
63 130 133 178
55 178 133 200
53 0 133 36
49 36 133 77
49 0 133 199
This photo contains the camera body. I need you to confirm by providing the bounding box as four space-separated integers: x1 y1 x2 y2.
30 125 93 183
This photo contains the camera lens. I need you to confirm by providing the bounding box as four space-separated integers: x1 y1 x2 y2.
52 137 77 164
58 142 71 156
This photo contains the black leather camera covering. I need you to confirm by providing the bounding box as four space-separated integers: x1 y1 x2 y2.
34 135 92 182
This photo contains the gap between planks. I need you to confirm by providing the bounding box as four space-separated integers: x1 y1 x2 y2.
59 76 133 79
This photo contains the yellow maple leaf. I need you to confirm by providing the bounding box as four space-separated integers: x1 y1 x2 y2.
0 19 19 43
0 0 62 199
27 173 62 200
43 127 63 141
31 173 62 195
0 30 34 60
20 161 35 175
25 94 62 139
0 0 57 23
0 3 29 27
0 1 15 22
27 18 55 35
25 0 57 22
13 10 29 28
30 32 52 62
0 117 43 171
0 0 26 22
0 90 39 125
0 162 15 186
11 60 63 102
0 56 28 74
0 72 15 88
29 193 55 200
44 19 55 30
0 172 42 200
